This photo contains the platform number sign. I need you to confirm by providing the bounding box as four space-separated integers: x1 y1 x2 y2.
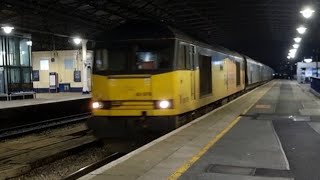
74 70 81 82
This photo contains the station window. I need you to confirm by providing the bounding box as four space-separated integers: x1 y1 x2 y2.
64 59 73 70
22 68 32 83
8 38 20 66
20 39 30 66
40 59 49 70
9 68 20 83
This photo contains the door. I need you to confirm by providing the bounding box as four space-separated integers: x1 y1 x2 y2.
190 45 196 100
199 54 212 96
0 68 4 93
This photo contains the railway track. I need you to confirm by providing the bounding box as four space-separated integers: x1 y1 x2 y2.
63 152 125 180
1 85 264 179
0 112 91 139
0 120 160 180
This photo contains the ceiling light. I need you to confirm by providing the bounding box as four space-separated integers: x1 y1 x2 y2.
294 37 302 43
304 58 312 63
297 26 307 34
289 53 296 58
290 49 297 53
1 26 14 34
293 44 299 49
300 7 315 19
73 37 82 45
289 49 297 58
26 41 32 46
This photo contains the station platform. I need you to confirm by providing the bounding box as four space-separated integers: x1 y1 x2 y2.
80 80 320 180
0 93 91 130
0 93 91 109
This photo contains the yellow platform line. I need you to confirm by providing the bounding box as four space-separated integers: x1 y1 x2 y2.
168 82 274 180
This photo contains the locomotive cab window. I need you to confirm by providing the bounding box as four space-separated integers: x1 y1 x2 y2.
135 50 170 70
93 40 174 74
178 43 191 70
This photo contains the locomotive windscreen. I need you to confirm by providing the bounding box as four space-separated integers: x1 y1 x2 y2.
93 39 174 75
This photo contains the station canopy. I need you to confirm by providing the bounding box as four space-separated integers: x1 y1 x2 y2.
1 0 320 68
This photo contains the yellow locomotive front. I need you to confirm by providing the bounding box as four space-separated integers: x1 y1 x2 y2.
88 38 180 137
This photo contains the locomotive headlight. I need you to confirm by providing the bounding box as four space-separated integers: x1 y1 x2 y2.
92 101 103 109
159 100 170 109
155 100 172 109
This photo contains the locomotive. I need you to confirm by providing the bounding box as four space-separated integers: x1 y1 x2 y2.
87 22 273 138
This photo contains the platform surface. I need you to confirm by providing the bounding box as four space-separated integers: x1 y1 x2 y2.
0 93 91 109
80 80 320 180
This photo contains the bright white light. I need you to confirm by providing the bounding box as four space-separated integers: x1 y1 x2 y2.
290 49 297 53
297 26 307 34
1 26 14 34
300 7 315 19
289 54 295 58
294 37 302 43
287 56 291 59
293 44 299 49
159 100 170 109
26 41 32 46
73 37 82 45
92 102 102 109
304 58 312 63
289 49 297 58
289 52 296 58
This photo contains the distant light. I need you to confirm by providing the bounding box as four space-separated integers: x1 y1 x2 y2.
26 41 32 46
1 26 14 34
289 51 296 56
304 58 312 63
287 56 291 59
290 49 297 53
297 26 307 34
300 7 315 19
289 49 297 58
294 37 302 43
73 37 82 45
293 44 299 49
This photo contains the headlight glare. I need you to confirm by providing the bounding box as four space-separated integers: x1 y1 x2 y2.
155 100 172 109
92 101 103 109
159 100 170 109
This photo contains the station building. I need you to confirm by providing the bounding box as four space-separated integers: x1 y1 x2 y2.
296 61 320 83
0 33 33 100
32 50 93 93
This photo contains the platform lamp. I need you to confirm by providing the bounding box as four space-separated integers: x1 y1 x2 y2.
1 26 14 34
73 37 82 45
72 36 89 94
300 7 315 19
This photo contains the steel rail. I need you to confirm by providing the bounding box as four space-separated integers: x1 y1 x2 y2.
0 112 91 139
63 152 125 180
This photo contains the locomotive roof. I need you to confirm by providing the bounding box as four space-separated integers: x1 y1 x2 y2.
102 21 271 69
103 21 242 57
